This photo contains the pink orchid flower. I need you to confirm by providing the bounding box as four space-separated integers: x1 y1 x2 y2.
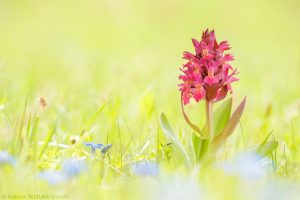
179 29 238 105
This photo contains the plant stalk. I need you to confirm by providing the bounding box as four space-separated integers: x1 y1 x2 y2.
206 100 214 140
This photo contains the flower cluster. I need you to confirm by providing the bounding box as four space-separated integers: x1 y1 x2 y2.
179 29 239 105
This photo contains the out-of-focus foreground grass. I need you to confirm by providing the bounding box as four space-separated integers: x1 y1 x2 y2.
0 0 300 199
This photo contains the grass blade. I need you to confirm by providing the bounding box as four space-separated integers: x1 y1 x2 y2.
38 118 59 159
84 102 107 130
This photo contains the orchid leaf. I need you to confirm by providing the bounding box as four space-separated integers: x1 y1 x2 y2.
194 98 232 161
192 134 210 162
192 134 204 161
199 139 210 161
201 98 232 137
160 113 191 167
213 98 232 136
192 134 201 160
212 97 246 150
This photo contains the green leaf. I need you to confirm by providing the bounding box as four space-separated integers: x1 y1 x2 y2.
192 134 210 162
199 139 210 161
194 98 232 162
212 97 246 150
192 134 201 160
160 113 191 167
202 98 232 137
213 98 232 136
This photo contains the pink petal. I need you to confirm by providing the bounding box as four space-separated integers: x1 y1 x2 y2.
182 51 195 60
224 54 234 62
192 39 200 48
182 92 191 105
204 76 219 85
193 87 206 102
218 41 231 50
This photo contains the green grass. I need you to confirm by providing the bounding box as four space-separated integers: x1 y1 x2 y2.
0 0 300 199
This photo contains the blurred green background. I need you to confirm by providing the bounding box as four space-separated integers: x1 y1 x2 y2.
0 0 300 199
0 0 299 141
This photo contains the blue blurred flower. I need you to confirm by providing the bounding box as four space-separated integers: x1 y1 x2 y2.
83 142 104 153
221 152 271 180
101 144 112 155
38 171 67 185
38 158 87 185
83 142 112 155
62 159 86 177
132 161 159 176
0 151 15 166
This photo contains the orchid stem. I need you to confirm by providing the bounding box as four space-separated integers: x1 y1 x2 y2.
206 100 213 140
